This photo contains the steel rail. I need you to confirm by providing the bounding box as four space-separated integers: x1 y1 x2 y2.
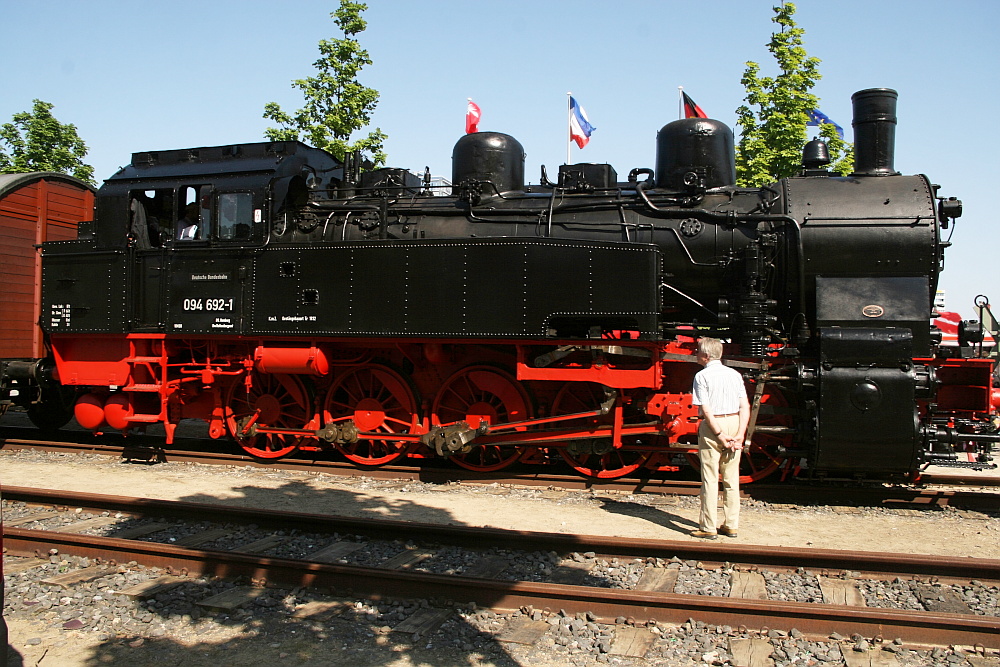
3 526 997 648
4 486 999 581
0 437 708 494
922 472 1000 488
4 422 996 491
2 435 998 508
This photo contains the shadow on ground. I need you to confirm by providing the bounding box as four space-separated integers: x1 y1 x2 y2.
4 477 539 667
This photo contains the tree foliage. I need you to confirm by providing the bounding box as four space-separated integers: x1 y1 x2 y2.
0 99 95 185
263 1 387 166
735 3 852 186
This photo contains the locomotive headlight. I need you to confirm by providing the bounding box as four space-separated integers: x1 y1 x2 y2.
938 197 962 226
958 320 984 346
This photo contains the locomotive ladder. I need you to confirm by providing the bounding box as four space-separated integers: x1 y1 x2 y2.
120 334 169 425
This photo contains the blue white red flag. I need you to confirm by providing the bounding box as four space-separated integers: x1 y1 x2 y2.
806 109 844 139
569 97 595 149
466 99 481 134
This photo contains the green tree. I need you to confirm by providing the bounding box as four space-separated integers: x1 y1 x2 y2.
263 1 387 166
0 99 95 184
735 3 852 186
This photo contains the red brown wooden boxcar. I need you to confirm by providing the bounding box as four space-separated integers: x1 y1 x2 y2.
0 173 94 360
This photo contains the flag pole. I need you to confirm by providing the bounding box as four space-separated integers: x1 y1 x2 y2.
678 86 683 120
566 92 572 165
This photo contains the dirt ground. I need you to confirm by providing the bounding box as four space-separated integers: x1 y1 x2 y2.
2 448 999 667
2 453 997 553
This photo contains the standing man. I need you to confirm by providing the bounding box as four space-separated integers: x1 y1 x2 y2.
690 337 750 539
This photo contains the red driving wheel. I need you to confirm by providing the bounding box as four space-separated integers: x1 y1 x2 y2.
225 372 308 460
551 382 649 479
432 366 529 472
323 365 417 466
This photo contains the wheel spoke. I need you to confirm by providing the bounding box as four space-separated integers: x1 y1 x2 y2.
384 415 411 429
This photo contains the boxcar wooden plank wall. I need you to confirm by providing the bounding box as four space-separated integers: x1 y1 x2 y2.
0 175 94 359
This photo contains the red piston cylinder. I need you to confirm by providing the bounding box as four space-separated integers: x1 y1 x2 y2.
74 393 107 430
253 346 330 376
103 394 132 430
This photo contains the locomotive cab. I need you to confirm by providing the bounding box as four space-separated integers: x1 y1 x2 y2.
41 142 343 336
92 141 342 249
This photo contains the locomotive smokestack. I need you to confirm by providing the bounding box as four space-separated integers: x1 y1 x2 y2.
852 88 899 176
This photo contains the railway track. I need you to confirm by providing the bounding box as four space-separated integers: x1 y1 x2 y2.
3 486 998 654
3 430 999 511
8 418 1000 491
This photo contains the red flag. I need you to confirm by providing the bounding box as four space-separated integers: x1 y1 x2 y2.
682 92 708 119
466 99 481 134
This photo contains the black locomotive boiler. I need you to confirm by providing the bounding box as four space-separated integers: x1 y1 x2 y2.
20 88 1000 481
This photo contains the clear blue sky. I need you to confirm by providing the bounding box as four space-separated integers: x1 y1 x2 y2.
2 0 996 318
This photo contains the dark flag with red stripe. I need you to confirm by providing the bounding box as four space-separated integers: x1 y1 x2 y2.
682 92 708 119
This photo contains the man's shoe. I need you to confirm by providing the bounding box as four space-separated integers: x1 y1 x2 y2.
690 530 718 540
718 526 738 538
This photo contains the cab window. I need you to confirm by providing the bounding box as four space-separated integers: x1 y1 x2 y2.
176 185 212 241
218 193 253 240
129 188 172 248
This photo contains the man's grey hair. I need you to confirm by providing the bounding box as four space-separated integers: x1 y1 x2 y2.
698 337 723 361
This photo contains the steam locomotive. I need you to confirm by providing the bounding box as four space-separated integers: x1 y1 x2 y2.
3 87 998 481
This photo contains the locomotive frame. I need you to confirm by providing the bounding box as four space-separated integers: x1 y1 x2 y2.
3 88 999 481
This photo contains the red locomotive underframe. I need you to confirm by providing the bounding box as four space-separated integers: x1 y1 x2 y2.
48 332 997 481
50 333 697 440
48 334 717 473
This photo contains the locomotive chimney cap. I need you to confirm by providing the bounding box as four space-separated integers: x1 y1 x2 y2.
851 88 899 176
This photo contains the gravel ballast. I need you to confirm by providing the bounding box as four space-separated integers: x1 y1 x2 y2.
3 446 999 666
